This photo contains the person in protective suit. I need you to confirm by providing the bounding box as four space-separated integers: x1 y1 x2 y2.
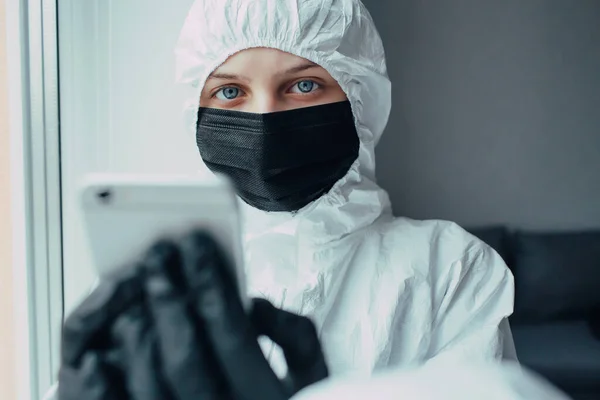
48 0 522 399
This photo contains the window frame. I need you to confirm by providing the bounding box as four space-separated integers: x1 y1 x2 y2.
7 0 64 398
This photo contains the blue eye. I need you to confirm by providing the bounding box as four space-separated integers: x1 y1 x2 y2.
215 87 241 100
292 80 320 94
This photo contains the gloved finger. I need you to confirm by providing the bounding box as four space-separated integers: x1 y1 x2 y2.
142 239 230 399
179 231 287 400
61 265 143 368
251 298 329 393
110 302 173 400
57 350 126 400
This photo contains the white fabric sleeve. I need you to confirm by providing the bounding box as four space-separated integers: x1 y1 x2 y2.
425 243 517 366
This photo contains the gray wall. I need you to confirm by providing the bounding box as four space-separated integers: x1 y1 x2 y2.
365 0 600 230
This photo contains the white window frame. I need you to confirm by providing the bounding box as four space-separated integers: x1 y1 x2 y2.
7 0 63 398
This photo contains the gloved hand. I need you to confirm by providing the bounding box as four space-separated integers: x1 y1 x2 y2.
57 231 328 400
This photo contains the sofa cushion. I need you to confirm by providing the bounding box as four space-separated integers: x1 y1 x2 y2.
512 321 600 390
511 230 600 322
466 226 511 264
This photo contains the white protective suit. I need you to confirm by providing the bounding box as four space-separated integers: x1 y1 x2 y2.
176 0 517 377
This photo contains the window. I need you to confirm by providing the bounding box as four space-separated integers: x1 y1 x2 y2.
11 1 203 396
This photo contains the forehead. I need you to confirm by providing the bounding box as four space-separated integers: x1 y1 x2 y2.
210 47 322 76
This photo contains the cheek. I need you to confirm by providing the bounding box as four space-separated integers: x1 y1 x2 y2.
327 85 349 101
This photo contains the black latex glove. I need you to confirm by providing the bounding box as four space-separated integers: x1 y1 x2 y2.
57 231 328 400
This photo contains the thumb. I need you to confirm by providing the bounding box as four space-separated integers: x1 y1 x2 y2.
250 299 329 392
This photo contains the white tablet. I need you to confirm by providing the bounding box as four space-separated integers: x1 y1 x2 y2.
79 173 246 304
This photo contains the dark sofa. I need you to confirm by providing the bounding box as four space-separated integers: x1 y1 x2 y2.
467 226 600 400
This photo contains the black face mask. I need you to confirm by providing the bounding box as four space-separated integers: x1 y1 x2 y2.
196 100 360 212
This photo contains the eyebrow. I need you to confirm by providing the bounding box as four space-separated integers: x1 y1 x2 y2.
279 62 320 75
207 72 251 82
207 62 320 82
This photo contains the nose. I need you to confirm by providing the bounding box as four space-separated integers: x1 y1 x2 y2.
248 92 282 114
